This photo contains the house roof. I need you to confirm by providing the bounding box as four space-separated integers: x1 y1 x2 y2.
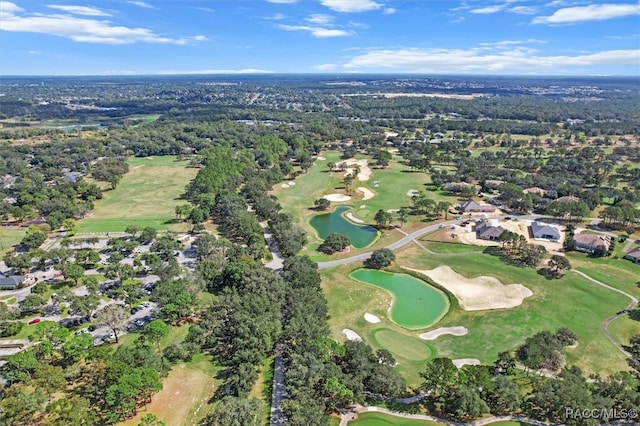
531 222 561 239
556 196 579 202
524 187 546 195
574 233 611 249
474 220 505 238
624 247 640 260
460 200 495 212
0 274 25 288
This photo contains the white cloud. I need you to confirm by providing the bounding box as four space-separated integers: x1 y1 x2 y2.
267 0 297 3
470 5 506 14
47 5 111 16
306 14 334 25
533 3 640 24
28 49 39 54
509 6 536 14
0 2 205 45
126 1 154 8
383 7 396 14
339 46 640 73
193 7 215 13
316 63 339 70
277 24 351 37
321 0 383 13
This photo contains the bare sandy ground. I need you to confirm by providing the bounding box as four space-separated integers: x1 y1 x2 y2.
419 326 468 340
344 159 372 181
343 328 363 341
346 212 365 224
404 266 533 311
364 313 381 324
357 187 375 200
453 358 481 368
407 189 419 197
323 194 351 202
454 219 564 253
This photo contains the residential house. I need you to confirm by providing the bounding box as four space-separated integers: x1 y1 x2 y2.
524 187 546 196
556 196 579 203
459 200 496 213
573 233 611 254
623 247 640 264
474 219 505 241
0 274 26 290
530 222 561 242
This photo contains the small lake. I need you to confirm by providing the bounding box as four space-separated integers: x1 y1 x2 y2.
350 269 449 329
309 206 378 248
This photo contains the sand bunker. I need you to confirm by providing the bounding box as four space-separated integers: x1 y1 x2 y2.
453 358 481 368
288 181 296 186
281 183 289 188
323 194 351 202
317 156 326 160
407 189 420 197
343 329 363 342
404 266 533 311
364 313 381 324
357 187 375 200
346 212 365 224
343 159 372 181
419 326 468 340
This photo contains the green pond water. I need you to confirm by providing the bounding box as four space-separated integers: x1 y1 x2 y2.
309 205 378 248
350 269 449 329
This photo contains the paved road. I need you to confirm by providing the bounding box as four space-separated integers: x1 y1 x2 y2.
269 344 286 426
571 269 638 357
317 220 459 270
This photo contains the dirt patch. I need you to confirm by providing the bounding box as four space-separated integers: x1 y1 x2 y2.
346 212 365 224
323 194 352 202
453 358 481 368
343 328 363 341
419 326 468 340
120 361 216 426
343 159 372 182
357 187 375 200
404 265 533 311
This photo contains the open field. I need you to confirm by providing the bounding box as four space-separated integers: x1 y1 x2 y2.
349 411 445 425
322 239 633 383
273 151 459 259
79 156 197 233
0 226 26 255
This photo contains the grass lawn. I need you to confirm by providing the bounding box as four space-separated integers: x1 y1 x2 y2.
79 156 197 234
608 315 639 350
274 151 458 260
0 226 26 255
250 356 274 424
323 239 633 387
349 412 445 425
565 252 640 295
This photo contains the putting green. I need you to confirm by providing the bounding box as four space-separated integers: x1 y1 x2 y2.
370 329 432 362
310 206 379 248
350 269 449 329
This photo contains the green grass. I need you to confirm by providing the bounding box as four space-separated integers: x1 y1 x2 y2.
274 151 458 259
0 226 26 255
370 329 432 362
349 412 445 425
323 241 633 385
79 156 197 233
608 315 639 349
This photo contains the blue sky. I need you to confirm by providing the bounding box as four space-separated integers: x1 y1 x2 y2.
1 0 639 75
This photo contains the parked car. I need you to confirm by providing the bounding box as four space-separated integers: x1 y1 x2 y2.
28 318 41 325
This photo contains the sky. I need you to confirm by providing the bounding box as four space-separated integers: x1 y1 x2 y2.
1 0 639 76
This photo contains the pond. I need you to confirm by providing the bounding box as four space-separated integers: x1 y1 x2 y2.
350 269 449 329
309 206 378 248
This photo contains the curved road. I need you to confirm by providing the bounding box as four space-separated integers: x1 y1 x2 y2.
318 220 459 270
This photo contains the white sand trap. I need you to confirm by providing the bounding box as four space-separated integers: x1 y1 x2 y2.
453 358 481 368
407 189 420 197
404 266 533 311
344 159 372 181
374 184 379 187
419 326 468 340
323 194 351 202
281 183 289 188
346 212 365 224
364 313 381 324
343 329 363 342
357 187 375 200
288 181 296 185
360 205 366 209
317 156 326 160
387 209 399 213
